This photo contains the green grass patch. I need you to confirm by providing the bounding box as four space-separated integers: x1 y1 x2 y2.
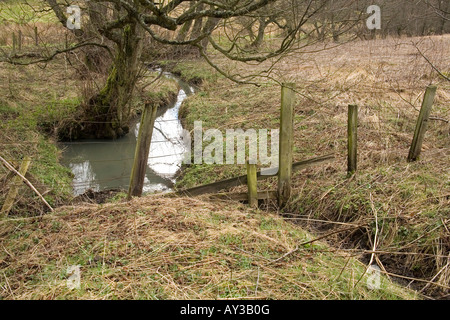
0 0 58 24
0 197 418 299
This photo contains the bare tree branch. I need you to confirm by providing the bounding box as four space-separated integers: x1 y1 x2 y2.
414 43 450 82
0 41 113 65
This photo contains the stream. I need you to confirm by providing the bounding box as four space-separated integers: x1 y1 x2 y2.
60 70 194 196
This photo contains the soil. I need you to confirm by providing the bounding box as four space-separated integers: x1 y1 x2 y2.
70 188 124 204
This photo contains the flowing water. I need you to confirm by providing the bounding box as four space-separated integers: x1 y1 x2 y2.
60 71 194 196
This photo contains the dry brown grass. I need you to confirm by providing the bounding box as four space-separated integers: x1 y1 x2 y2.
176 35 449 298
0 3 448 298
0 196 418 299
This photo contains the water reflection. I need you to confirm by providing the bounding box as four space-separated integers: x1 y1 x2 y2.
61 73 194 196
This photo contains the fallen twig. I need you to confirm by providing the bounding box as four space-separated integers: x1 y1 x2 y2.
0 155 54 213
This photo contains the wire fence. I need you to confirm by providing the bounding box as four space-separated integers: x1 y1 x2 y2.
1 89 447 197
0 110 444 176
0 152 187 164
1 169 178 190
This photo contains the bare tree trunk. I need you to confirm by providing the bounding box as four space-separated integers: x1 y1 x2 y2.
176 2 195 41
190 3 204 40
438 0 450 34
314 21 326 41
251 17 268 47
87 22 144 139
83 2 111 73
200 14 220 48
177 20 194 41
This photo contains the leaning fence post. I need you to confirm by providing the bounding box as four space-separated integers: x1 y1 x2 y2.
1 156 31 217
246 162 258 208
407 85 437 162
278 83 295 207
0 156 53 212
127 103 158 200
347 104 358 175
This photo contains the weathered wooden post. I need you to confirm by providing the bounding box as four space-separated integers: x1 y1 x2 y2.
127 103 158 200
1 156 31 217
277 83 295 207
246 162 258 208
0 156 53 212
12 32 17 54
347 104 358 175
34 26 38 46
407 85 437 162
18 30 22 51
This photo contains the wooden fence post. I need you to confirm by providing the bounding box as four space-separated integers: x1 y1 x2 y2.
0 156 54 212
127 103 158 200
34 26 38 46
246 162 258 208
12 32 16 54
178 154 335 197
278 83 295 207
407 85 437 162
1 156 31 217
347 104 358 175
18 30 22 51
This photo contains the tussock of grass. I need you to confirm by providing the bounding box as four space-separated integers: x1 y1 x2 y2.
162 60 222 86
0 196 417 299
140 72 179 108
0 58 85 213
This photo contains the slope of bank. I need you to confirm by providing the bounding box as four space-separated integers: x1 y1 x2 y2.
0 55 180 214
172 36 450 298
1 22 447 299
0 196 417 299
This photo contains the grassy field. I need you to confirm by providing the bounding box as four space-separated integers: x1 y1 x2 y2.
171 35 450 297
0 1 448 300
0 196 418 299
